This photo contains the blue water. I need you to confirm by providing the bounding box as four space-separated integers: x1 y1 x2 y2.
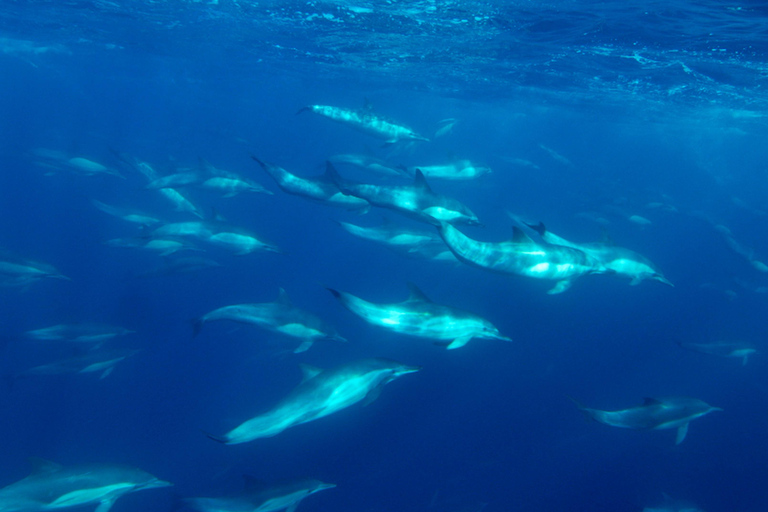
1 1 768 511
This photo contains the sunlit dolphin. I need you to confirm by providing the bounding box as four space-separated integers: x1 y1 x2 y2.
327 284 511 350
437 223 608 294
91 200 161 227
569 396 722 445
186 477 335 512
298 104 429 144
252 156 369 210
523 220 672 286
205 358 419 444
336 220 436 248
0 458 171 512
152 220 281 255
146 159 272 198
193 288 345 353
677 341 757 366
31 149 124 179
329 163 480 226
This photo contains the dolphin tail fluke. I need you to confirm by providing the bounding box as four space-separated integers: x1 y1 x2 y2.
566 395 596 422
326 287 342 300
191 318 204 338
202 430 228 444
675 423 689 445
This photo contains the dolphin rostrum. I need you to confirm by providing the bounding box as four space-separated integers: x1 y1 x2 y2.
0 458 171 512
205 358 419 444
327 284 511 350
193 288 345 353
437 222 609 294
186 477 335 512
328 163 480 226
570 396 722 445
298 104 429 144
678 341 757 366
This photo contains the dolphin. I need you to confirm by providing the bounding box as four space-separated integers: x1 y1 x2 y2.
437 223 608 294
104 236 202 257
298 104 429 144
110 150 204 218
329 153 405 177
252 157 369 210
193 288 345 353
0 253 69 287
91 200 162 227
12 348 140 382
186 477 335 512
570 396 722 445
642 493 705 512
524 221 673 286
677 341 757 366
336 220 437 248
152 220 281 255
328 163 480 226
145 171 202 189
327 284 511 350
31 149 124 179
401 160 492 181
205 358 419 444
0 458 170 512
24 324 133 345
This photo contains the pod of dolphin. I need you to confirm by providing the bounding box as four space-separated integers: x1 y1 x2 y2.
1 102 747 511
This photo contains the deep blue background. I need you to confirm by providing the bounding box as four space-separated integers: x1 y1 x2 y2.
1 2 768 511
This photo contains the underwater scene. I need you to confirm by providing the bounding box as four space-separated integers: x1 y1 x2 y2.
1 1 767 511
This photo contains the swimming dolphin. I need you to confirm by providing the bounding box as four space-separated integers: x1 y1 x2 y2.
205 358 419 444
570 396 722 445
152 220 281 255
104 236 202 257
336 220 437 248
298 104 429 144
327 284 511 349
146 159 272 198
91 200 162 227
400 160 492 181
677 341 757 366
642 493 705 512
437 223 608 294
31 149 124 179
329 153 405 177
328 163 480 226
252 157 369 210
193 288 345 353
0 458 170 512
523 221 673 286
0 253 69 287
24 324 134 345
186 477 335 512
11 348 140 382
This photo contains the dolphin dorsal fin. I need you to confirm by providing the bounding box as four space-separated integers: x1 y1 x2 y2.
642 397 662 406
525 222 547 237
299 363 323 383
276 288 293 306
413 170 432 193
406 283 431 302
242 475 269 491
511 227 535 244
28 458 62 475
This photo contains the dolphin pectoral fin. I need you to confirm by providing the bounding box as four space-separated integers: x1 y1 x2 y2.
446 335 472 350
675 423 689 445
294 340 313 353
629 276 642 286
547 280 573 294
361 382 384 406
99 367 114 379
95 497 118 512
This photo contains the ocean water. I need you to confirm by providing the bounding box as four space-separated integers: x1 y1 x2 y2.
0 1 767 511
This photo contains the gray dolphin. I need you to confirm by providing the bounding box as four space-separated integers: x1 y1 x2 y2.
327 284 511 350
205 358 419 444
328 163 480 226
401 160 492 181
298 104 429 144
336 221 456 263
252 157 369 210
678 341 757 366
186 477 335 512
12 348 140 382
152 220 281 255
329 153 405 177
31 149 124 179
524 221 672 286
91 200 162 227
0 253 69 287
643 493 705 512
437 222 609 294
0 458 170 512
570 396 722 445
24 324 134 345
193 288 345 353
